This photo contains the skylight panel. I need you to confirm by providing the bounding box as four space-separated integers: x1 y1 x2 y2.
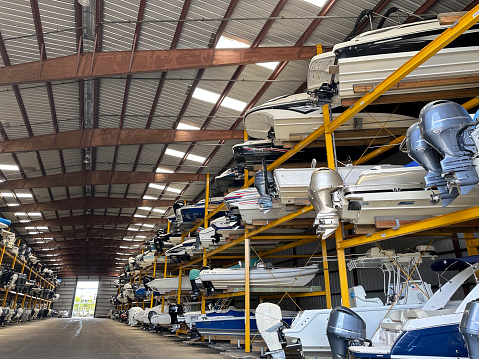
152 208 165 214
167 187 182 194
257 61 279 70
143 195 157 200
216 36 249 49
134 214 146 218
2 192 33 198
192 88 246 112
177 122 199 130
303 0 328 6
149 183 165 190
138 207 152 211
165 148 206 163
156 167 174 173
0 165 19 171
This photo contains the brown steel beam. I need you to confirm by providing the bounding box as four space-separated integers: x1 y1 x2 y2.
23 228 154 240
0 46 316 87
11 215 166 227
0 170 208 190
0 128 244 154
0 197 175 212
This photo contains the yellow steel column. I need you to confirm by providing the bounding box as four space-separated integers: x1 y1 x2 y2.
0 245 5 266
177 268 182 305
167 221 171 233
150 258 157 308
465 233 478 256
13 262 26 309
163 260 168 278
3 240 20 306
204 173 210 228
244 229 251 353
323 103 348 307
321 238 331 309
161 295 165 313
201 248 207 315
244 130 249 187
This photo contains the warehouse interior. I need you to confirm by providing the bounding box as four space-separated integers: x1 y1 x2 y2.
0 0 479 358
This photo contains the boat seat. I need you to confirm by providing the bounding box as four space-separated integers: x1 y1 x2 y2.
379 310 405 331
349 286 384 308
404 308 428 320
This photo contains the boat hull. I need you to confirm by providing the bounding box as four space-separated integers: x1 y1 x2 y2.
146 276 191 294
195 310 295 337
199 265 318 289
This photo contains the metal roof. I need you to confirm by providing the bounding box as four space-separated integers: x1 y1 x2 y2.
0 0 474 276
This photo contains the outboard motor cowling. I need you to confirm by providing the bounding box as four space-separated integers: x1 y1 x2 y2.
327 306 366 359
308 168 343 238
406 122 459 206
419 100 479 196
254 168 276 213
460 300 479 359
256 303 286 359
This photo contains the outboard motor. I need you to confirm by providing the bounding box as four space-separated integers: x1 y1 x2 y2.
169 304 184 332
419 100 479 199
256 303 287 359
189 269 201 301
173 201 184 223
308 168 344 238
406 122 459 206
254 159 277 213
327 306 368 359
460 300 479 359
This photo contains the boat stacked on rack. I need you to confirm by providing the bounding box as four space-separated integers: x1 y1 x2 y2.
255 246 436 358
168 197 227 231
334 256 479 359
307 14 479 105
197 262 319 293
308 101 479 238
195 308 297 338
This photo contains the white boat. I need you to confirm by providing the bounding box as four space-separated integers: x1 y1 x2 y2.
210 215 244 238
146 276 191 294
308 17 479 103
198 262 319 290
309 165 479 238
245 93 416 142
347 256 479 359
273 165 399 206
139 305 171 328
224 187 315 225
255 247 436 358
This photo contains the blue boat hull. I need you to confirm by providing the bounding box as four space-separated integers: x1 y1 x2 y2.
352 324 468 359
195 314 294 337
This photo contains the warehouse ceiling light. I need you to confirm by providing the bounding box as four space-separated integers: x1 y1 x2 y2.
138 207 152 211
151 208 165 213
149 183 165 190
193 88 247 112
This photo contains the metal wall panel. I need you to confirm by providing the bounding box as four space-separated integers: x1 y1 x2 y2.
94 276 118 318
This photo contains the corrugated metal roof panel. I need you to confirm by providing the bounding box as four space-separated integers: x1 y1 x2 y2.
38 0 76 59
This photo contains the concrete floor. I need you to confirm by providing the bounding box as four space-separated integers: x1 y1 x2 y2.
0 318 227 359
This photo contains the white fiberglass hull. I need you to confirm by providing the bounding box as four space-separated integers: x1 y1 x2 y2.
199 264 318 289
275 165 400 205
283 304 424 356
146 276 191 294
338 46 479 100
